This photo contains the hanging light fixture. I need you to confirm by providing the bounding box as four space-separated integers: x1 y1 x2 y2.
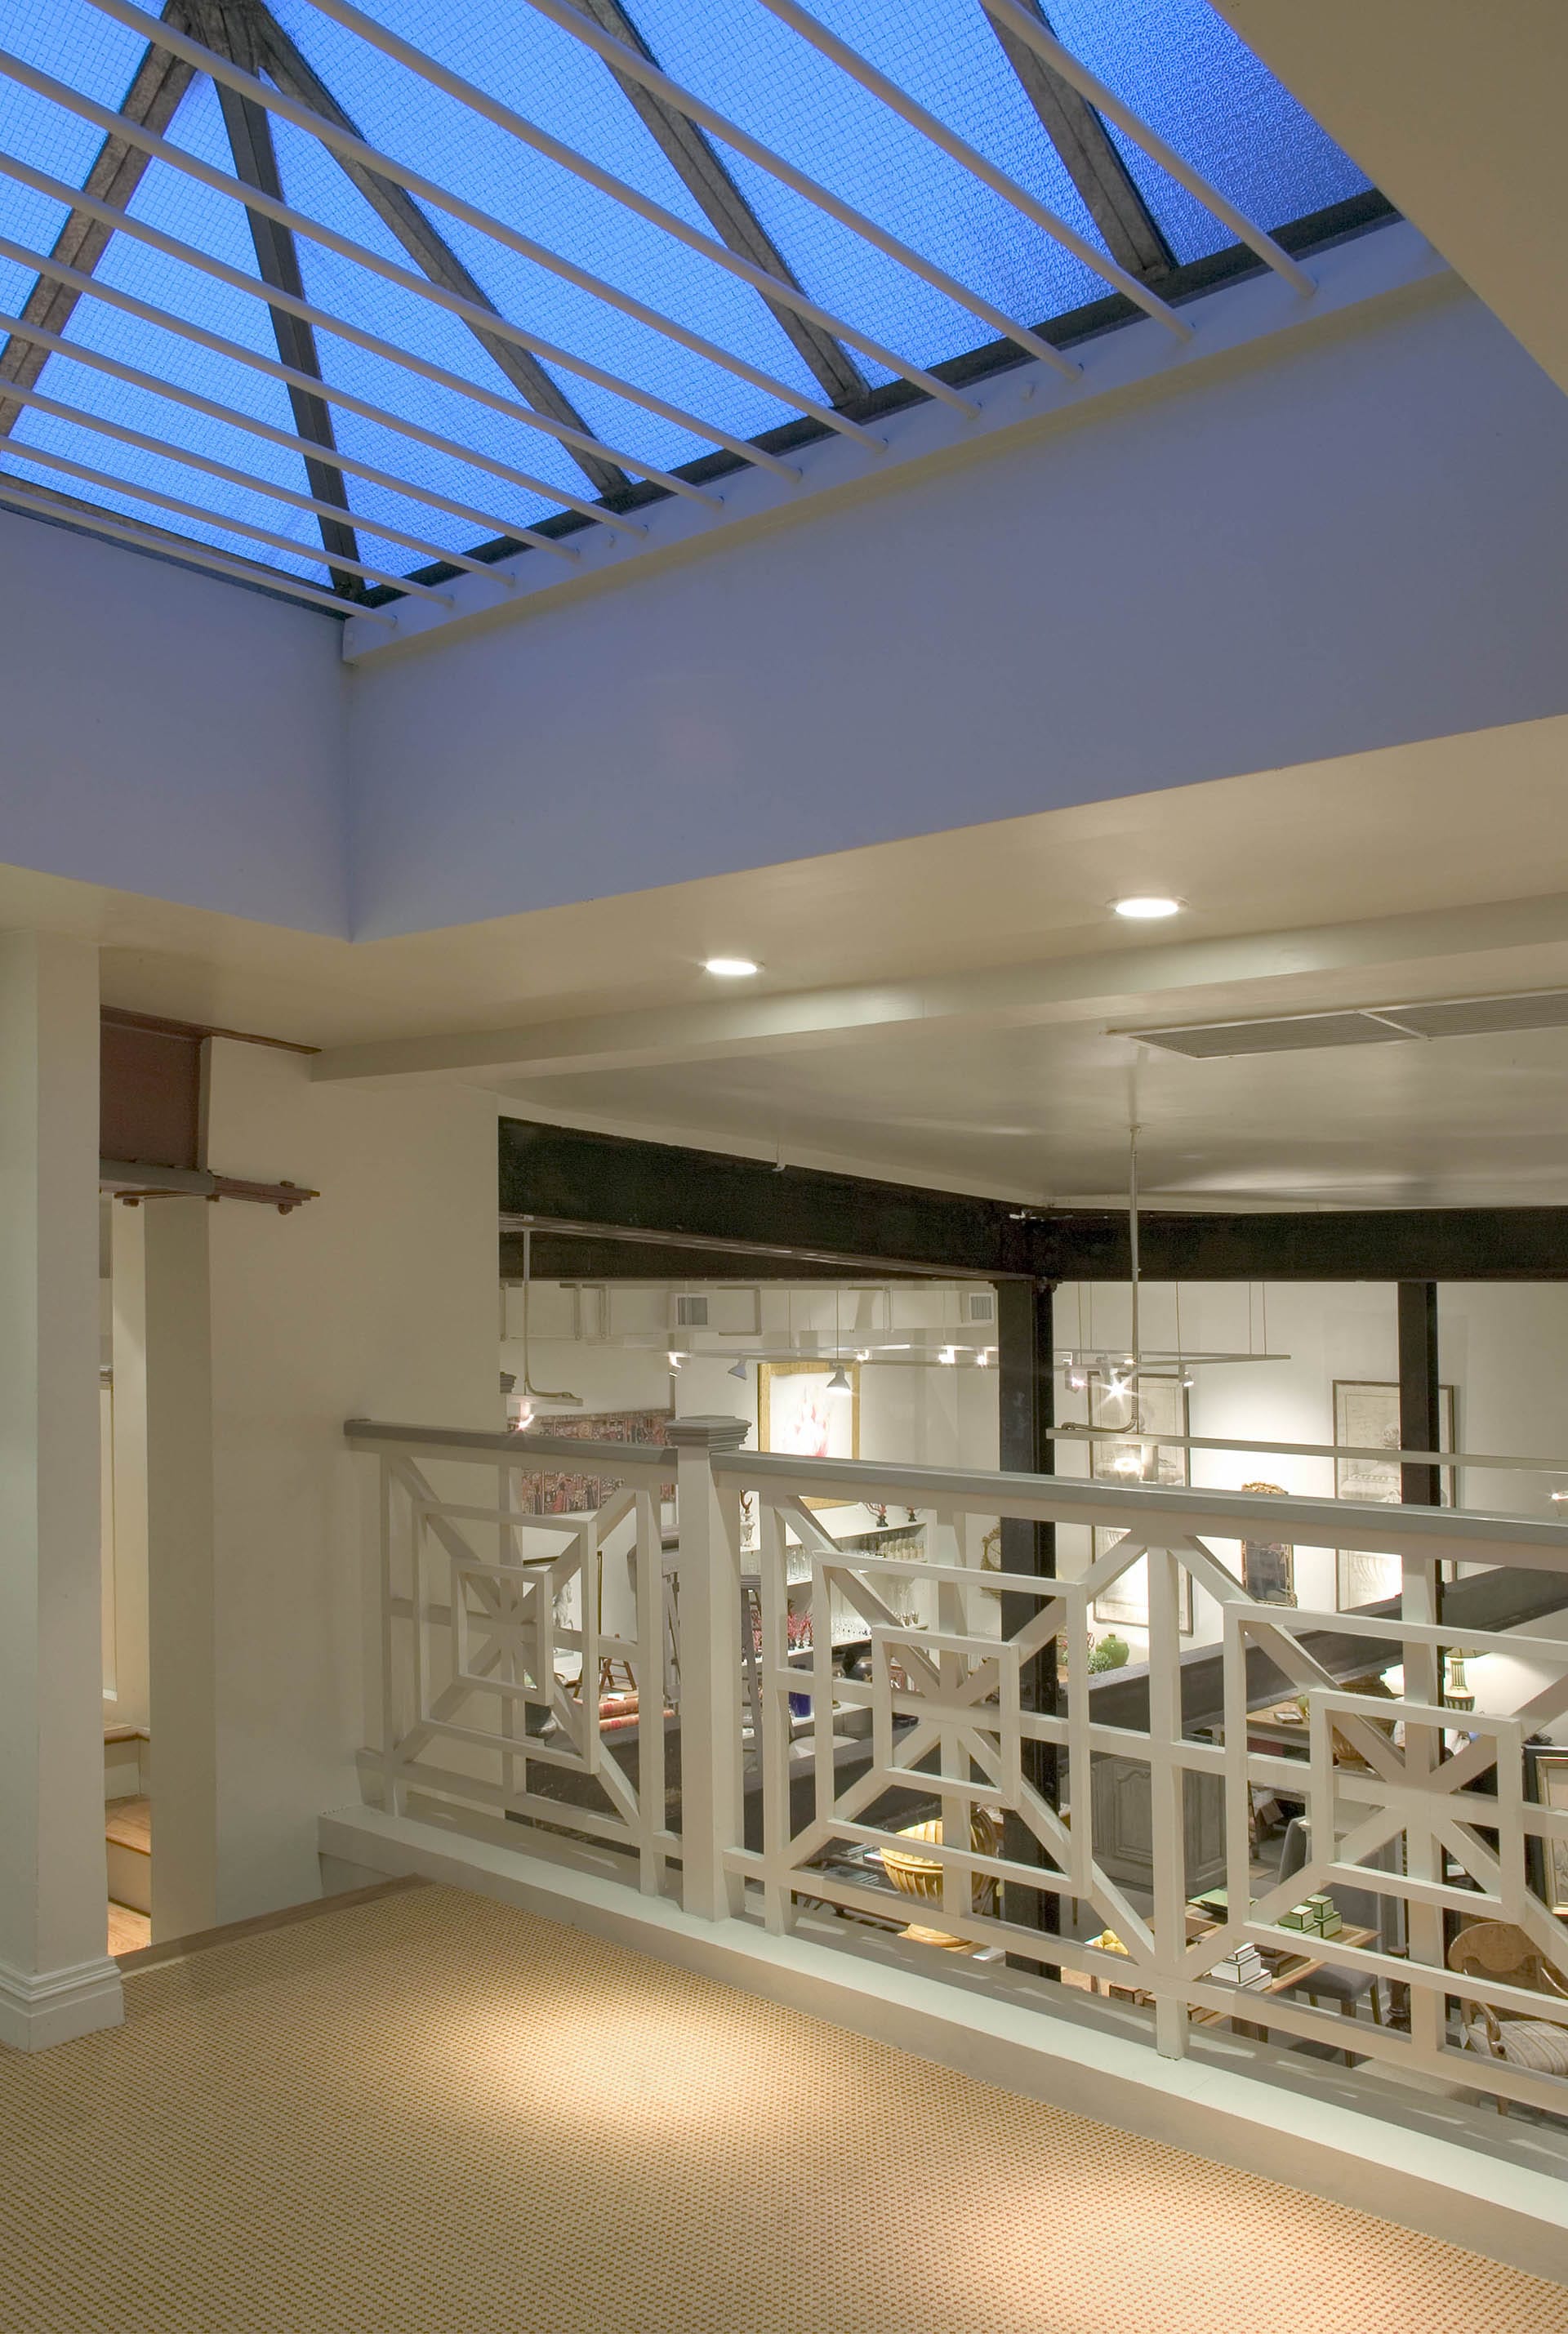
728 1357 749 1381
827 1367 851 1394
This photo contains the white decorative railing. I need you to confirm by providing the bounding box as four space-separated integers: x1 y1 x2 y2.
347 1415 1568 2127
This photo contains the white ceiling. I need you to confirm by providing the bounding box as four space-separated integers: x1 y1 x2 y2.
1216 0 1568 396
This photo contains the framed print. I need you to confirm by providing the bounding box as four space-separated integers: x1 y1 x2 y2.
1528 1748 1568 1918
1087 1371 1190 1492
758 1362 859 1508
1089 1374 1192 1632
1334 1379 1456 1610
1091 1534 1193 1633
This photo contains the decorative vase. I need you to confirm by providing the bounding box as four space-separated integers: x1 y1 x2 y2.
880 1807 1002 1949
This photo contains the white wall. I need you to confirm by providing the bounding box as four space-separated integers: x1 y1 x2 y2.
1051 1280 1568 1677
348 283 1568 938
0 508 350 934
148 1041 501 1926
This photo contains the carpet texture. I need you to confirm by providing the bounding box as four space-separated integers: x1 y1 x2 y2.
2 1884 1565 2332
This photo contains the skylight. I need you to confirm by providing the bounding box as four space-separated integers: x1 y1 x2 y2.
0 0 1375 616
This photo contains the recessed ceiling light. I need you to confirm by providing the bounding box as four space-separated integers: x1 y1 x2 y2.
1111 895 1183 920
703 955 760 977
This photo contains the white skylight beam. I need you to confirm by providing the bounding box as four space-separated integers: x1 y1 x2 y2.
753 0 1185 339
0 374 514 581
297 0 986 417
507 0 1076 377
1 436 456 599
980 0 1316 299
74 4 888 453
0 50 807 485
0 472 399 620
0 234 648 539
0 311 584 559
0 153 721 514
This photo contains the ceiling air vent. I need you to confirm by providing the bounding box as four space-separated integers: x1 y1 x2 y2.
1126 989 1568 1061
961 1289 997 1325
673 1293 710 1327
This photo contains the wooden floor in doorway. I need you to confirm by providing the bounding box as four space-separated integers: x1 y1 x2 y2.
2 1884 1566 2334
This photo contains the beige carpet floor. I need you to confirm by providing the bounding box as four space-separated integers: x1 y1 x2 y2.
2 1883 1565 2333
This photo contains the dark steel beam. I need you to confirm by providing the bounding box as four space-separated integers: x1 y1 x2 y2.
0 17 194 437
184 1 360 590
500 1121 1027 1279
236 0 629 503
572 0 866 407
501 1118 1568 1284
998 1280 1059 1955
984 0 1175 283
1398 1282 1442 1510
1029 1209 1568 1284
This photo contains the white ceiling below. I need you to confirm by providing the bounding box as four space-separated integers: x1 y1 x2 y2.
497 1012 1568 1209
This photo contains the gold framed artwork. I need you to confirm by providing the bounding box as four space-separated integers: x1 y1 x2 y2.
1333 1379 1456 1611
1088 1372 1193 1633
1239 1481 1294 1606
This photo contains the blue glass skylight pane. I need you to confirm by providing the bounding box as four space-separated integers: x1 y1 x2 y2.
270 111 599 514
0 0 154 314
4 61 340 580
264 0 818 458
1045 0 1370 262
625 0 1108 376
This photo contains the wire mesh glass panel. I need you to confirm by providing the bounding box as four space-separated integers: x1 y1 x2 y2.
1044 0 1370 262
7 74 332 575
0 0 158 316
632 0 1111 367
265 0 822 452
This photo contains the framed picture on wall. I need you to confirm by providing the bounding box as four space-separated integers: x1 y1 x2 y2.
1527 1748 1568 1919
1089 1373 1193 1632
758 1361 859 1508
1333 1379 1457 1611
1091 1534 1194 1633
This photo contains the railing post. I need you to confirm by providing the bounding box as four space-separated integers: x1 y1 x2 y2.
668 1416 751 1922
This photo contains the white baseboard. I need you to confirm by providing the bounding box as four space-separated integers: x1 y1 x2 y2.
0 1954 124 2052
322 1802 1568 2284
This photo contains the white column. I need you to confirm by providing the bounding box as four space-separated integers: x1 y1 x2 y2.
142 1198 218 1943
668 1416 750 1922
0 931 122 2051
107 1201 150 1733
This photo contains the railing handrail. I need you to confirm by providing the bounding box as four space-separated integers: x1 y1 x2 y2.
715 1449 1568 1570
344 1419 672 1473
345 1417 1568 1570
1051 1423 1568 1477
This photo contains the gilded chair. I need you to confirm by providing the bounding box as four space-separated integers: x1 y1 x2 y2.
1448 1921 1568 2111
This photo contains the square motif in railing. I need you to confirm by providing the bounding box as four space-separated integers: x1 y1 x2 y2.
450 1557 556 1704
1303 1686 1527 1925
868 1624 1022 1795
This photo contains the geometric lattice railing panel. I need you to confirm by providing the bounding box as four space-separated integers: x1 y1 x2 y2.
350 1419 1568 2124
